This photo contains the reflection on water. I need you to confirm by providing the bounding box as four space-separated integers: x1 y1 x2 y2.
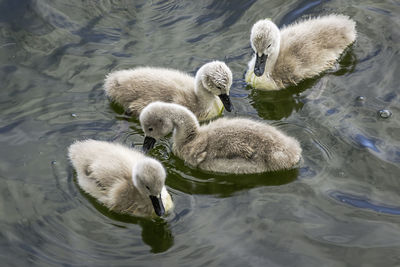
161 153 299 197
248 85 305 120
1 0 400 266
329 190 400 215
78 182 174 253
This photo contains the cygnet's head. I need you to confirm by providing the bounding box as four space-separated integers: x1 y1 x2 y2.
196 61 233 112
250 19 280 77
132 158 166 216
140 102 197 153
140 102 175 140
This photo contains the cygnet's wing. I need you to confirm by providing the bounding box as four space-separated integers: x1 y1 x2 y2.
204 125 261 161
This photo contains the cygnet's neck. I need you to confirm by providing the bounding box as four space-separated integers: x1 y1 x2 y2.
131 164 146 197
265 38 280 75
168 105 200 146
194 68 217 106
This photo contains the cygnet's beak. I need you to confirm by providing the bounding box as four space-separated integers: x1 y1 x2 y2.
149 195 165 216
254 53 268 77
142 136 156 153
218 94 233 112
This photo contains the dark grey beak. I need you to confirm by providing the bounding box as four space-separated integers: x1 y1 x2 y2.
150 195 165 216
142 136 156 153
254 54 268 77
218 94 233 112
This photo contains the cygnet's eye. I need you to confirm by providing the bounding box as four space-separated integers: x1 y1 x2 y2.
267 44 271 48
145 185 150 190
148 127 153 132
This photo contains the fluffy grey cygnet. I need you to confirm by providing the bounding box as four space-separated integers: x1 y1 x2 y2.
68 139 173 217
104 61 233 121
140 102 302 174
246 14 357 90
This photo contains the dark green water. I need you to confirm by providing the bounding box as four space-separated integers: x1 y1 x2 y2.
1 0 400 266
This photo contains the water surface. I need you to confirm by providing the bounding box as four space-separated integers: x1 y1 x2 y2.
1 0 400 266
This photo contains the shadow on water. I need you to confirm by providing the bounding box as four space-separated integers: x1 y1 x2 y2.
247 84 307 120
149 148 299 197
171 166 299 198
109 101 143 126
106 101 150 146
109 101 125 115
74 178 174 254
332 45 357 76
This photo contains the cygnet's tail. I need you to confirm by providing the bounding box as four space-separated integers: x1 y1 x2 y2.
103 71 121 100
270 136 302 171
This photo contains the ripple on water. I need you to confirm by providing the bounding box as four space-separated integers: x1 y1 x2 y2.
347 129 400 163
329 191 400 215
353 134 380 152
274 121 334 181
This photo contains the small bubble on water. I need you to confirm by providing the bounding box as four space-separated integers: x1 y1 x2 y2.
378 109 392 119
356 96 365 102
71 113 77 118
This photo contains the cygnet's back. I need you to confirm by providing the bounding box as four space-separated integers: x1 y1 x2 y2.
273 15 356 87
104 67 194 115
68 140 139 189
181 117 301 173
